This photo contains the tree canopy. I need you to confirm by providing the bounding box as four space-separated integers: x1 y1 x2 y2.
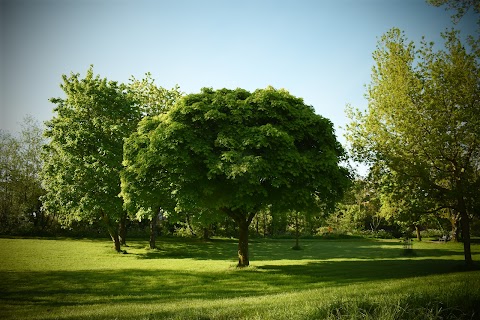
122 87 350 266
41 67 140 251
346 28 480 265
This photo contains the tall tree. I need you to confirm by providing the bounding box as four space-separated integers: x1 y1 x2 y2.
125 87 350 266
41 67 139 251
346 28 480 265
120 74 182 249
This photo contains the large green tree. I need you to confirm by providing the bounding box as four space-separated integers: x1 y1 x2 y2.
347 28 480 265
41 67 139 251
124 87 350 266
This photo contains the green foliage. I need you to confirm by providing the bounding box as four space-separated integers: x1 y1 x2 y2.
128 72 183 117
0 116 46 234
41 66 139 240
427 0 480 24
1 238 479 319
123 86 350 265
346 28 480 263
120 75 183 224
180 87 346 212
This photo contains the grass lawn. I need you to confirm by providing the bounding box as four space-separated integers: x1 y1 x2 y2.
1 236 479 319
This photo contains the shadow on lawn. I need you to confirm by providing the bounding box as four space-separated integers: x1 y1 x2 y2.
132 238 464 262
1 258 471 308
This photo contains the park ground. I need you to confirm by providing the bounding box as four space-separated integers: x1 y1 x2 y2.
1 237 479 319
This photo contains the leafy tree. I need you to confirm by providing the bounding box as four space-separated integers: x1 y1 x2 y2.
427 0 479 24
41 67 139 252
0 116 46 234
126 87 350 266
373 165 440 240
120 76 182 249
346 28 480 265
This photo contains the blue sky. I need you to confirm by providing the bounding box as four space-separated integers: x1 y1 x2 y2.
0 0 477 166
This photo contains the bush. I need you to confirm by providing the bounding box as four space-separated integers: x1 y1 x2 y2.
420 229 445 239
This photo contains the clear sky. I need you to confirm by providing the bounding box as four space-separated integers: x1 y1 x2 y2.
0 0 476 153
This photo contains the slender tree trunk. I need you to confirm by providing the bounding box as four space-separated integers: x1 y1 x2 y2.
149 214 158 249
458 198 473 266
203 227 210 240
186 214 197 237
107 224 121 252
450 211 460 242
237 219 250 267
415 225 422 241
101 211 121 252
263 211 267 238
112 231 121 252
119 213 127 246
293 212 301 249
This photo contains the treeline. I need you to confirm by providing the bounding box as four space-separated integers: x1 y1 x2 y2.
1 116 477 243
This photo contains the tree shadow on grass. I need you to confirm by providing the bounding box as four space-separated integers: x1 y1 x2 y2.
257 258 473 285
132 238 466 262
1 258 473 306
2 256 478 320
134 237 239 260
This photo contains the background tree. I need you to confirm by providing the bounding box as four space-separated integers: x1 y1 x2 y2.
346 28 480 265
121 117 177 249
0 116 46 234
120 75 182 249
373 165 440 241
128 87 350 266
427 0 480 24
41 67 139 252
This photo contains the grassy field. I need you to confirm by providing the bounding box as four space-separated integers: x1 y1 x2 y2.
1 237 479 319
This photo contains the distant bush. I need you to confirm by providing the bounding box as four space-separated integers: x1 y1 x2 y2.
420 229 445 239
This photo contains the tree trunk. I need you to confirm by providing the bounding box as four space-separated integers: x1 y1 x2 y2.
149 214 158 249
186 214 197 237
112 231 121 252
203 227 210 240
106 223 121 252
101 211 121 252
450 211 460 242
458 201 473 266
119 213 127 246
263 211 267 238
293 212 301 249
223 208 255 267
415 225 422 242
237 219 250 267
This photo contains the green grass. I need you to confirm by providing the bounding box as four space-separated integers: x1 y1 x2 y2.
1 237 479 319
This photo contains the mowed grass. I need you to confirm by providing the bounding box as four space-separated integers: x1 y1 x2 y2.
1 237 479 319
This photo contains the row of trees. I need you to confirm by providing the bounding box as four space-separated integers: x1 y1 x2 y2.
40 70 183 250
40 70 350 266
